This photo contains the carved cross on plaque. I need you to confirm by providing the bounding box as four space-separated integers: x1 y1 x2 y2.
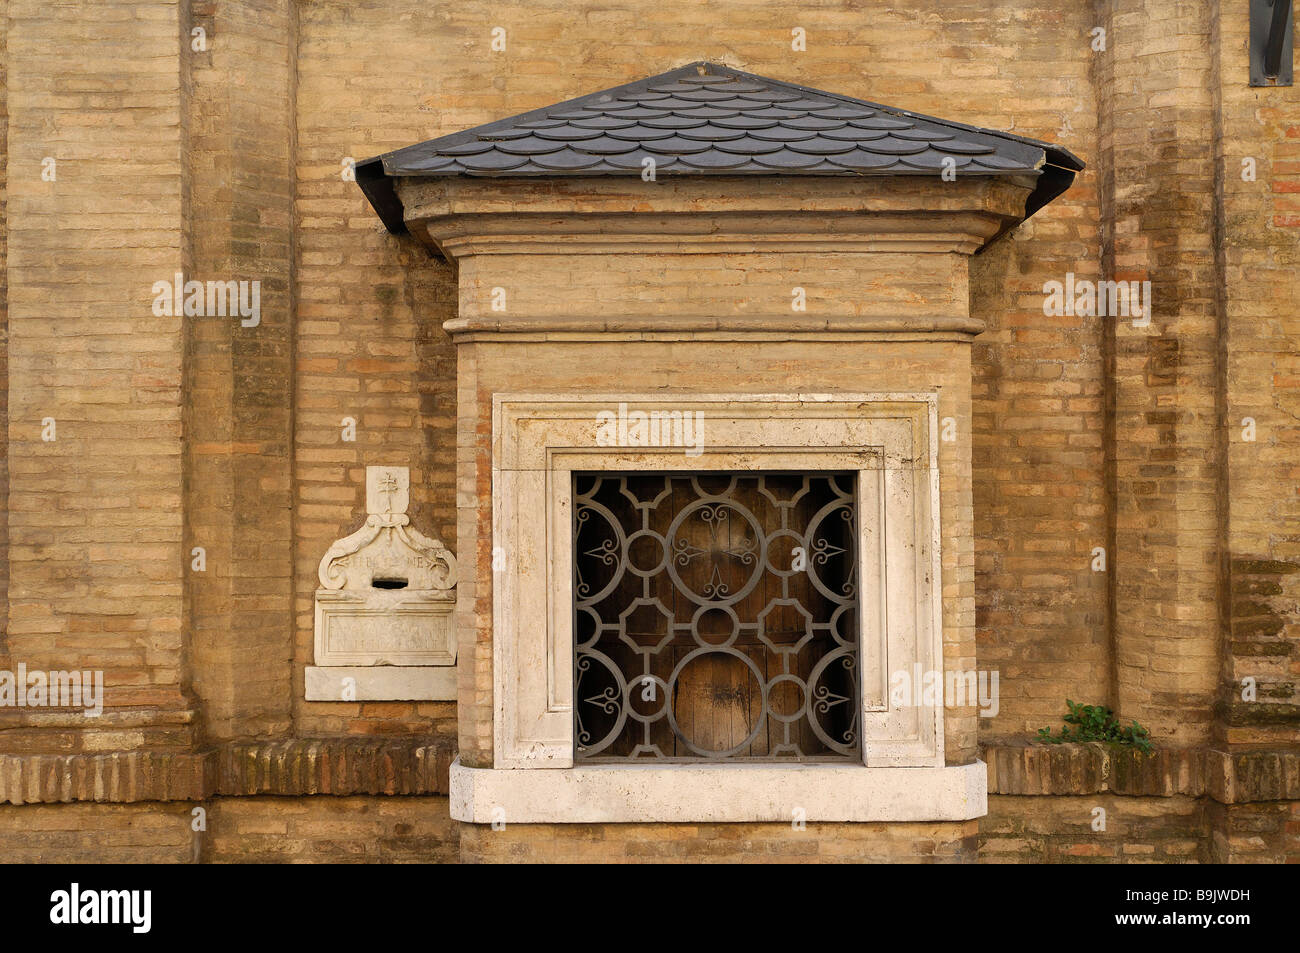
366 466 410 523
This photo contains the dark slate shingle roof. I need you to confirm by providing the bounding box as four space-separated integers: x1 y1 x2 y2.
358 62 1083 233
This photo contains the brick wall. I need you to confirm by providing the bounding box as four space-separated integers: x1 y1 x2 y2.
982 794 1208 862
204 795 459 862
461 818 979 863
1208 801 1300 864
3 0 190 731
960 2 1105 733
0 801 197 863
0 795 459 864
1 784 1293 863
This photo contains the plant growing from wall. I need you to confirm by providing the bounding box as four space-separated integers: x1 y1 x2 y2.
1037 700 1154 754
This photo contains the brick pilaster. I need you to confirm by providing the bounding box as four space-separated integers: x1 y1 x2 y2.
1099 0 1222 745
183 0 296 740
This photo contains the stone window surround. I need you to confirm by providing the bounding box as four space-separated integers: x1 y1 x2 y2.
449 392 987 823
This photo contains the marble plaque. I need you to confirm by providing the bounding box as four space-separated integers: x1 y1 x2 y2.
313 466 458 670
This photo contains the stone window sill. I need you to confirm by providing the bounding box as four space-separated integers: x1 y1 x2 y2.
448 758 987 823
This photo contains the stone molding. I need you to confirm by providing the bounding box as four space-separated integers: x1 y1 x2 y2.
412 213 1007 258
442 313 988 341
398 176 1035 261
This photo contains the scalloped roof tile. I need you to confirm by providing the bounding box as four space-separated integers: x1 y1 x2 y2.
358 62 1083 233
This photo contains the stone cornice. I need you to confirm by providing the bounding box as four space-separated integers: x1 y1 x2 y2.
398 175 1036 261
442 312 987 341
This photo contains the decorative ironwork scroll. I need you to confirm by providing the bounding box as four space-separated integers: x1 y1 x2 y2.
573 473 859 762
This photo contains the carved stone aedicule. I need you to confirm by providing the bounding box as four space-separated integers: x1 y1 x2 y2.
314 466 457 668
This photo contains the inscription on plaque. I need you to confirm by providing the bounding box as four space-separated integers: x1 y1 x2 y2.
330 618 431 654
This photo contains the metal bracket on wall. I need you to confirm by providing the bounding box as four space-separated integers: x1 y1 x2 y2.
1252 0 1294 86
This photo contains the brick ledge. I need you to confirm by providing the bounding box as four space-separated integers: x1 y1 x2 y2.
0 741 1293 805
0 738 454 805
982 743 1300 802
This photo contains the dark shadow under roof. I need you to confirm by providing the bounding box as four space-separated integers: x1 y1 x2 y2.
358 62 1084 234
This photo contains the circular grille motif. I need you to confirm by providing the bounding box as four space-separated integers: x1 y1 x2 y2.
665 499 765 606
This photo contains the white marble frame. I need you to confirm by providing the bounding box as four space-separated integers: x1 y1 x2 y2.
490 394 946 773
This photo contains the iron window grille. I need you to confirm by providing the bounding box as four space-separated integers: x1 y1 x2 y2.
573 472 860 762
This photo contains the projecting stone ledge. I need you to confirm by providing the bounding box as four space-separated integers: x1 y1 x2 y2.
449 759 988 823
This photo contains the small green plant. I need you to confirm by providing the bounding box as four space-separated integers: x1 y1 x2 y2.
1037 700 1154 754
